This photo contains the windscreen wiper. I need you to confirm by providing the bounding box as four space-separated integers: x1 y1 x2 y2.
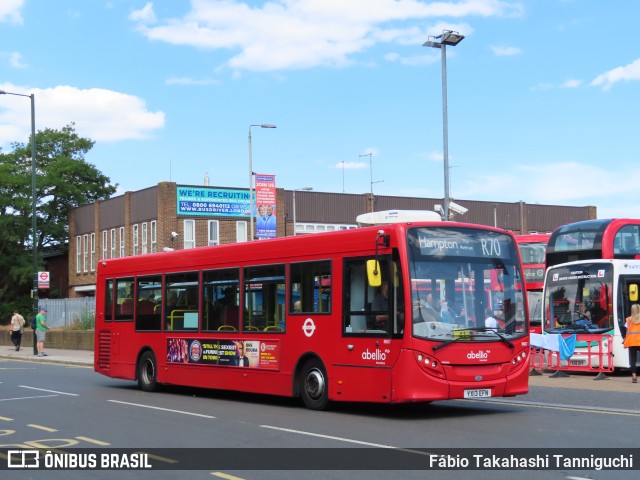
432 327 513 351
432 336 464 351
485 329 514 349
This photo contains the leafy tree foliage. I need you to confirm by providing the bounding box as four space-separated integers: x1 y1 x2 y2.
0 123 117 320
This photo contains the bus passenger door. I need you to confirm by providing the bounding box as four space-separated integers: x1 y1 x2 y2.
620 276 640 337
334 256 402 403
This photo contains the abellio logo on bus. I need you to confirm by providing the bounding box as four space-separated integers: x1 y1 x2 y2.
362 348 390 364
467 350 490 361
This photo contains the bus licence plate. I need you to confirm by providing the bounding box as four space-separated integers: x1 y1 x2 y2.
464 389 491 399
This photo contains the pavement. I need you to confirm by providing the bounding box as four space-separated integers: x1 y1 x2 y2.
1 345 638 393
0 344 93 367
528 367 639 393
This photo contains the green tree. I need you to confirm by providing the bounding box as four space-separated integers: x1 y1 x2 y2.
0 123 117 320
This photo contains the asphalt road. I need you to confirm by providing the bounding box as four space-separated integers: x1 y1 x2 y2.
1 357 639 480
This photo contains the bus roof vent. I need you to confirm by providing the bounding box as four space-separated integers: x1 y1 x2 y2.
356 210 442 227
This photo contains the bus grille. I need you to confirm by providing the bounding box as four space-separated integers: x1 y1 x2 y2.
97 329 111 370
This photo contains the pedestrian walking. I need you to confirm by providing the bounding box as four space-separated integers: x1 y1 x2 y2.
35 306 50 357
624 303 640 383
10 310 26 351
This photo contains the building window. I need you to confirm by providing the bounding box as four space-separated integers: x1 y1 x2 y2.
208 220 219 246
296 223 357 235
236 221 247 243
110 228 116 259
83 234 89 273
76 236 81 273
184 220 195 249
142 222 148 254
133 224 139 255
119 226 125 257
102 231 107 260
90 233 96 272
150 220 157 253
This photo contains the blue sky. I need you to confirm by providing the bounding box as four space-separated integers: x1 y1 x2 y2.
1 0 639 219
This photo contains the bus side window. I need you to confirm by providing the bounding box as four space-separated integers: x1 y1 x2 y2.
244 264 286 333
290 261 332 314
114 278 134 321
104 279 114 322
202 269 240 332
165 271 199 331
135 275 162 331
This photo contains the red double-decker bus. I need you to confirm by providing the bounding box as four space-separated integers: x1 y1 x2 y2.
94 221 530 410
541 219 640 370
546 218 640 268
516 234 550 334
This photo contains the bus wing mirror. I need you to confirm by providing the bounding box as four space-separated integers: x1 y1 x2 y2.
367 260 382 287
630 284 638 302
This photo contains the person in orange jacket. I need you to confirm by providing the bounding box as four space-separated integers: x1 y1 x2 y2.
623 303 640 383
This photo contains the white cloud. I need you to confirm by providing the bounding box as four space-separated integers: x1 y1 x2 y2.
165 77 219 85
460 161 640 206
388 53 439 66
0 0 24 24
426 150 443 162
560 78 581 88
0 84 165 145
128 1 516 72
9 51 27 69
490 45 521 56
334 161 368 170
591 58 640 91
129 2 156 24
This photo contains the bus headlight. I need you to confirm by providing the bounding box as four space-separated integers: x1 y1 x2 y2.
414 351 446 379
509 350 528 372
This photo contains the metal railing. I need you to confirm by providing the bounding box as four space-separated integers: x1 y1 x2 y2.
38 297 95 329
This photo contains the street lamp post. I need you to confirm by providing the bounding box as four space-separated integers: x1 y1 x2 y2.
1 90 37 314
292 187 313 236
248 124 277 241
423 30 465 221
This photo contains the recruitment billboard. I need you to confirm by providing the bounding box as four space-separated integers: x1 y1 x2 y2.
176 186 250 217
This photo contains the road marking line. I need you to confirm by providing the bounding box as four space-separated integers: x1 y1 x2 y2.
107 400 216 419
0 394 59 402
260 425 431 457
468 398 640 416
141 452 179 464
212 473 245 480
260 425 395 448
19 385 78 396
76 436 110 446
28 424 58 432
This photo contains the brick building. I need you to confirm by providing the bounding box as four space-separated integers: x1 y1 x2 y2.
67 181 596 297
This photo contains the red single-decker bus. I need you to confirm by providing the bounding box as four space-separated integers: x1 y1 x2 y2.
94 221 530 409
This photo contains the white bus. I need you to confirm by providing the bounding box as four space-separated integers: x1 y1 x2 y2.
542 258 640 369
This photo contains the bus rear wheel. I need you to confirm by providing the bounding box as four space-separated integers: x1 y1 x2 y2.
137 351 158 392
300 358 328 410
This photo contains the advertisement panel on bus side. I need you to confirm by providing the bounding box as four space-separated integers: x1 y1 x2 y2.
167 338 280 369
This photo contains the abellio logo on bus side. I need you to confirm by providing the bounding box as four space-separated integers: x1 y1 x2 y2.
361 348 391 365
362 348 386 361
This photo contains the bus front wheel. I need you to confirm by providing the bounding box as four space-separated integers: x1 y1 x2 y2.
300 358 328 410
137 351 158 392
